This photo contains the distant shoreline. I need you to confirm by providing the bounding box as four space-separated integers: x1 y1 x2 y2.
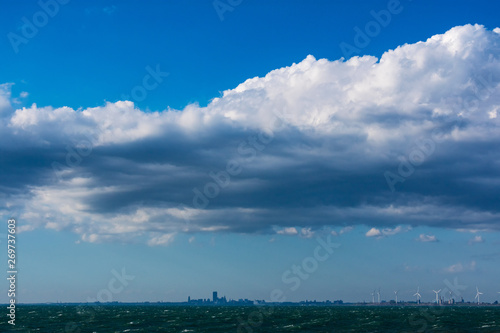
4 302 500 307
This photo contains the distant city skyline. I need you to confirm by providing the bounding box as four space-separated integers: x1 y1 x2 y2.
23 288 500 306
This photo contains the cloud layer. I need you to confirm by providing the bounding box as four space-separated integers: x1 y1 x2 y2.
1 24 500 244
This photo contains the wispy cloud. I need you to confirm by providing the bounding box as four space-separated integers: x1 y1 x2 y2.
416 234 438 242
147 233 175 247
403 264 421 272
468 235 485 245
332 226 353 236
103 5 117 15
276 227 298 236
365 226 411 238
443 261 476 273
300 227 314 238
85 5 117 16
276 227 314 238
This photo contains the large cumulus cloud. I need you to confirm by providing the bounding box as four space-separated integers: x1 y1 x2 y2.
1 24 500 244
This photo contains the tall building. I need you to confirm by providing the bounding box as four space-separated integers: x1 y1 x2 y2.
213 291 218 303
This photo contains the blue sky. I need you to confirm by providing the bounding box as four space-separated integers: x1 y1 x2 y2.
1 0 500 304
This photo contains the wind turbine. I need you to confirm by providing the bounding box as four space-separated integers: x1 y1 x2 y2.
394 290 399 304
475 287 483 305
413 287 421 304
433 289 441 304
377 288 381 304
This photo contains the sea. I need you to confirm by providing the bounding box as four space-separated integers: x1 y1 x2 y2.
1 305 499 332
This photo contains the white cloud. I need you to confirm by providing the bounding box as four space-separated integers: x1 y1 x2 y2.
300 227 314 238
366 225 410 238
382 226 411 236
469 235 485 245
443 260 476 273
277 227 299 236
332 226 353 236
1 24 500 244
416 234 438 242
0 83 14 114
456 229 484 233
403 264 421 272
366 228 382 237
147 233 176 246
339 226 353 235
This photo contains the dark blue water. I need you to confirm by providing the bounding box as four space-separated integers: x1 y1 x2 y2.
1 305 499 332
